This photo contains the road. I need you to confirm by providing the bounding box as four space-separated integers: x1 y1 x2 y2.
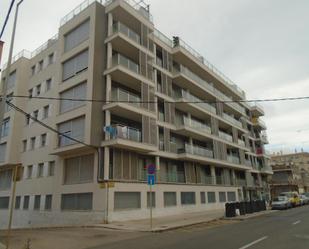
89 205 309 249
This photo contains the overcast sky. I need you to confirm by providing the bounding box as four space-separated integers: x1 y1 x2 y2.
1 0 309 154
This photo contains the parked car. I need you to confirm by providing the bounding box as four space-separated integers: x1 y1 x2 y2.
279 192 301 207
271 196 292 210
299 195 309 205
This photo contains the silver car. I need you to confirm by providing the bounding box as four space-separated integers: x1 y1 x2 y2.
271 196 292 210
300 195 309 205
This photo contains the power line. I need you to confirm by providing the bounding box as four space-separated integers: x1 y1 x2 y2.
0 0 16 39
5 101 95 149
2 94 309 105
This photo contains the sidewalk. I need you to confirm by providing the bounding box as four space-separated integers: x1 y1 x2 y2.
95 209 225 232
224 209 278 221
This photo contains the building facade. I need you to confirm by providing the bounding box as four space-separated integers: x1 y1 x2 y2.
270 152 309 198
0 0 272 228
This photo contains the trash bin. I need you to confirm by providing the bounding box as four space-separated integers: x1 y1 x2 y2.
239 202 246 215
225 203 236 217
245 201 253 214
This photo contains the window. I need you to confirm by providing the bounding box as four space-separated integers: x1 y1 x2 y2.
147 192 156 208
181 192 196 205
27 165 33 179
5 93 12 112
41 134 47 147
227 192 236 202
43 105 49 119
36 84 41 96
200 192 206 204
0 197 9 209
114 192 141 210
33 110 39 120
60 82 86 113
31 65 36 75
34 195 41 210
58 116 85 147
7 71 16 90
64 154 94 184
48 53 54 65
30 137 36 150
48 161 55 176
1 118 10 137
23 196 30 210
0 170 12 190
0 143 7 162
164 192 177 207
28 89 33 98
62 50 89 81
64 20 90 52
46 78 52 91
45 195 52 210
38 60 44 71
219 192 227 203
15 196 21 209
207 192 216 203
37 163 44 177
61 193 93 211
22 140 27 152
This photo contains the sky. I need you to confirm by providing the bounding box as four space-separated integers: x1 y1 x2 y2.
0 0 309 154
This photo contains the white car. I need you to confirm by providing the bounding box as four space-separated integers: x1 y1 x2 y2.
299 195 309 205
271 196 292 210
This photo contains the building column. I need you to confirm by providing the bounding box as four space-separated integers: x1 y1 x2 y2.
104 147 110 181
231 170 236 186
107 43 113 69
107 13 113 37
106 74 112 103
211 166 216 185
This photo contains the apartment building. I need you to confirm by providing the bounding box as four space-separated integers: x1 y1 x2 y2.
0 0 272 228
270 152 309 197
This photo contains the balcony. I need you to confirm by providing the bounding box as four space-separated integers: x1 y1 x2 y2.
110 125 141 142
250 102 265 116
176 116 212 134
227 155 240 165
200 175 215 185
112 22 140 44
112 53 139 74
252 117 266 130
235 178 247 187
112 87 141 107
179 144 214 158
238 139 246 147
214 89 245 115
223 113 243 128
218 131 233 143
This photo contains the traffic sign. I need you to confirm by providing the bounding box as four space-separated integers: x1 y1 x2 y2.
148 174 155 185
147 164 156 175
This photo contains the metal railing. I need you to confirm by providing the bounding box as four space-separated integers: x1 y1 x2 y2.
218 131 233 143
110 124 142 142
111 87 141 107
31 34 58 58
112 53 139 74
153 29 173 47
2 50 31 69
113 22 140 44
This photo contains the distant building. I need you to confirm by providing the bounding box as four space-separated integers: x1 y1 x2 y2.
270 152 309 197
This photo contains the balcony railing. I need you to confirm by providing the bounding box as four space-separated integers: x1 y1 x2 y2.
112 22 140 44
111 87 141 107
238 139 246 147
112 53 139 74
159 172 186 183
110 125 142 142
200 175 215 185
2 50 31 69
218 131 233 143
223 113 243 128
153 29 174 47
214 89 245 115
176 116 212 134
227 155 240 164
235 178 247 187
31 34 58 58
216 175 225 185
180 144 214 158
245 159 252 167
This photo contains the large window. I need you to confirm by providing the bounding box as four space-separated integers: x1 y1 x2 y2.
61 193 93 211
0 143 7 162
219 192 227 203
34 195 41 210
58 116 85 147
181 192 196 205
64 154 94 184
64 20 90 52
45 195 52 210
7 71 16 90
23 196 30 210
114 192 141 210
62 50 89 81
60 82 86 113
0 197 9 209
227 192 236 202
0 170 12 190
207 192 216 203
0 118 10 137
164 192 177 207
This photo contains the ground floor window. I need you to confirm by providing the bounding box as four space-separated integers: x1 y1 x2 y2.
227 192 236 202
181 192 196 205
200 192 206 204
61 193 93 211
219 192 227 203
207 192 216 203
147 192 156 208
114 192 141 210
0 196 9 209
164 192 177 207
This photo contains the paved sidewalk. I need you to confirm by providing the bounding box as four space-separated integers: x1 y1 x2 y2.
224 209 278 221
95 209 225 232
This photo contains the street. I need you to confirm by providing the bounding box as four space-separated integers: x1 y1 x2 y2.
89 205 309 249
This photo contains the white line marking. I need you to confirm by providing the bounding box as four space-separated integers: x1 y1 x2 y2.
239 236 268 249
293 220 301 225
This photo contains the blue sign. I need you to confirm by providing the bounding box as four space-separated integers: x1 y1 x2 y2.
147 164 156 175
148 174 156 185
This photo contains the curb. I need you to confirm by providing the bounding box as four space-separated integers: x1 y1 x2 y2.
223 210 278 221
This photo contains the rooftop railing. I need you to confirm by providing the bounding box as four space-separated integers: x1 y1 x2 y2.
31 34 58 58
2 50 31 70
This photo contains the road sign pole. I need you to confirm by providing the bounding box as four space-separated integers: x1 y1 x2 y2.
150 182 152 231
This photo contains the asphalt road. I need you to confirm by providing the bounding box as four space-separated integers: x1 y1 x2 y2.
89 205 309 249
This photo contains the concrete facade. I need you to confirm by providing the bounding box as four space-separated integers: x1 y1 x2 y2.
0 0 272 229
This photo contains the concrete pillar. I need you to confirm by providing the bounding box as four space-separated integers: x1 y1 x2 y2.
105 110 111 140
155 156 160 171
211 166 216 185
104 147 110 181
106 74 112 102
107 43 113 69
107 13 113 37
231 170 236 186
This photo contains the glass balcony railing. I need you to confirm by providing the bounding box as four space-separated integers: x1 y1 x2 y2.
112 22 140 44
235 178 247 186
214 89 245 115
222 113 243 128
218 131 233 143
200 175 215 185
111 88 141 107
238 139 246 147
227 155 240 164
110 125 142 142
180 144 214 158
176 116 212 134
112 53 139 74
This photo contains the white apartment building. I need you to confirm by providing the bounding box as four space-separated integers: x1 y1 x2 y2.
0 0 272 228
